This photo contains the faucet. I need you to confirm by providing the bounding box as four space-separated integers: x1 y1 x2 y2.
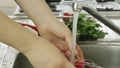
72 2 120 35
71 2 120 66
72 2 81 12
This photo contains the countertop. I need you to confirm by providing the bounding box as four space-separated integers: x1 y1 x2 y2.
0 42 19 68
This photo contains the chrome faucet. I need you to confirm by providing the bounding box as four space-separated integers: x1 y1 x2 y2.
72 2 82 12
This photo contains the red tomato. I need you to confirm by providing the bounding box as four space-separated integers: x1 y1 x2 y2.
74 61 85 68
64 12 73 16
20 23 40 36
63 12 73 22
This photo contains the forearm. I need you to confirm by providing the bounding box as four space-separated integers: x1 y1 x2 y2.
15 0 59 27
0 11 42 53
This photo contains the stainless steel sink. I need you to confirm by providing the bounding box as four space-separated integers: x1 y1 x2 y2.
13 42 120 68
13 53 33 68
80 42 120 68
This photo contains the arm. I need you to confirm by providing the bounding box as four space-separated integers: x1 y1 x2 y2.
0 12 75 68
0 12 36 52
15 0 84 62
15 0 58 26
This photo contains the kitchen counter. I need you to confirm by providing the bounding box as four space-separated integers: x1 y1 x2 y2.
0 42 19 68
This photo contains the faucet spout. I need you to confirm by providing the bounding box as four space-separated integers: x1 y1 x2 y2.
82 6 120 35
72 2 82 12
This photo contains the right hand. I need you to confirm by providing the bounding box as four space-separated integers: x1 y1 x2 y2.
23 37 76 68
37 20 84 62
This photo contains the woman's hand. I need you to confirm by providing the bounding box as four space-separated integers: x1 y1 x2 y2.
24 37 76 68
37 20 84 62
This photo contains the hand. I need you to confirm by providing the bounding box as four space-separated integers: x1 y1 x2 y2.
37 20 84 62
24 38 76 68
14 0 84 62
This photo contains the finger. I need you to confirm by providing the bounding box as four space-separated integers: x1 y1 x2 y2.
65 29 72 51
76 44 85 62
53 40 73 61
64 50 72 61
51 37 69 52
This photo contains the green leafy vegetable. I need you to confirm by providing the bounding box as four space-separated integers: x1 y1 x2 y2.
64 13 108 41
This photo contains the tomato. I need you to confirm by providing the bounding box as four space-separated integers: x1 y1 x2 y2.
64 12 73 16
74 61 85 68
20 23 40 36
62 12 73 22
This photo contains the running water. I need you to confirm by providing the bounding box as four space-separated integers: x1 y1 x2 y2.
72 11 85 68
71 11 79 64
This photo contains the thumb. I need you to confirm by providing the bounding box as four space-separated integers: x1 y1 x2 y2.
76 45 85 62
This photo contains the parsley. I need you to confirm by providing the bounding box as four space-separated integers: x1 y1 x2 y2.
64 13 107 41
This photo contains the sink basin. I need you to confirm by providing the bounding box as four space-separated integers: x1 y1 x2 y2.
80 43 120 68
13 42 120 68
13 53 33 68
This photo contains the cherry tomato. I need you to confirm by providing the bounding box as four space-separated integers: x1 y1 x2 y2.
74 60 85 68
63 12 73 22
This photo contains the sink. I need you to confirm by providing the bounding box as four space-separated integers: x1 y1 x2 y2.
13 53 33 68
80 43 120 68
13 42 120 68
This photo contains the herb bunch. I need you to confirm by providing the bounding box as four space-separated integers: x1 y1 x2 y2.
64 13 107 41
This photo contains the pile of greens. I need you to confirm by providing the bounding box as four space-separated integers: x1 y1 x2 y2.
64 13 107 41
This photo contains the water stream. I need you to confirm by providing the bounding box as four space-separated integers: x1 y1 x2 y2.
71 11 79 64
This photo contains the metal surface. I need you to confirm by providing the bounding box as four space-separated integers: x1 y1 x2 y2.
80 43 120 68
84 59 103 68
13 53 33 68
13 43 120 68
